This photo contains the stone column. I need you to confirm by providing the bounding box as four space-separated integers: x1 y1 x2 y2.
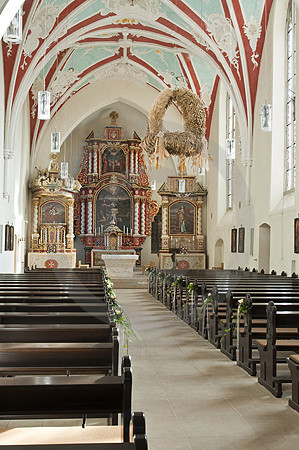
31 198 40 249
130 148 134 174
66 198 74 248
87 196 93 235
134 198 140 235
88 147 93 174
140 200 146 235
93 145 98 176
33 199 39 233
197 200 204 251
80 198 86 235
161 198 169 249
3 148 14 200
135 150 139 174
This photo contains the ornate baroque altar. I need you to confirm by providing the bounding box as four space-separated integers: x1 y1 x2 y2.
158 176 207 270
75 113 158 266
28 154 81 269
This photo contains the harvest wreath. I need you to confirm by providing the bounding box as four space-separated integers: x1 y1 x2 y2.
141 87 209 170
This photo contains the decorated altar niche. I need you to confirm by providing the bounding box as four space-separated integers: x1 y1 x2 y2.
28 154 81 269
158 176 207 270
74 112 158 266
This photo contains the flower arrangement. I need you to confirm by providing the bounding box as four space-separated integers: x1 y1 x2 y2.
103 271 132 350
180 244 188 254
46 244 56 253
222 297 251 340
198 292 215 316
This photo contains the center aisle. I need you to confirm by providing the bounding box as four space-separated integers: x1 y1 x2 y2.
117 288 299 450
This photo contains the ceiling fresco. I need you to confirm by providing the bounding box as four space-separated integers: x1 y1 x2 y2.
1 0 273 156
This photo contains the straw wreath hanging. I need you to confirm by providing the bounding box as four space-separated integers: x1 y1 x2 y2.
141 87 209 171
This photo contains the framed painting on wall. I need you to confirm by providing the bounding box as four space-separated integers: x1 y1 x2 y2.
5 224 10 251
294 218 299 253
238 227 245 253
169 201 195 235
41 201 66 224
231 228 237 253
10 225 14 251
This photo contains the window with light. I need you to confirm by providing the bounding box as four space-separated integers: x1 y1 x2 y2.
286 1 296 192
226 94 235 209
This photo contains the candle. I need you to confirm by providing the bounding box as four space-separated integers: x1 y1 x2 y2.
131 229 133 236
123 225 125 233
193 236 194 241
101 225 103 233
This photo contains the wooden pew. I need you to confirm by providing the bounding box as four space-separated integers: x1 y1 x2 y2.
256 302 299 397
287 355 299 412
0 303 109 312
0 312 113 324
0 412 148 450
238 296 299 375
0 337 119 376
0 324 116 343
0 358 132 442
1 412 148 450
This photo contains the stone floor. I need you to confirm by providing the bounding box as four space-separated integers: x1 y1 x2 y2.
1 287 299 449
117 289 299 450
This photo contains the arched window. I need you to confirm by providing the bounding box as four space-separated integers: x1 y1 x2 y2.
226 94 235 209
285 0 296 192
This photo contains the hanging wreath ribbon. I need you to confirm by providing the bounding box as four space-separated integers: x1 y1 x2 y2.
141 88 208 169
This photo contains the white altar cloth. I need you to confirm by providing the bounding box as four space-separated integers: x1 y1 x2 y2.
102 254 138 278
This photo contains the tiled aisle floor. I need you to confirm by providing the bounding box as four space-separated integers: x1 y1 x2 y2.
117 288 299 450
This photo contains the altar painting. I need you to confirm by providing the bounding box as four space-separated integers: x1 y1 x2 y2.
169 201 195 235
101 147 126 175
96 185 131 230
41 201 66 224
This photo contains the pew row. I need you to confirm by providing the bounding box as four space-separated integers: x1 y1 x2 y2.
0 338 119 376
0 358 132 441
0 410 147 449
255 302 299 397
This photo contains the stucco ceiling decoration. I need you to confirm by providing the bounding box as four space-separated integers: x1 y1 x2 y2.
2 0 273 161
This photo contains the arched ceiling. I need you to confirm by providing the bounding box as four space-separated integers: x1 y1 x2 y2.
2 0 273 157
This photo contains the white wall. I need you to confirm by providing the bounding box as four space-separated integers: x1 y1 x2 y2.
205 0 299 275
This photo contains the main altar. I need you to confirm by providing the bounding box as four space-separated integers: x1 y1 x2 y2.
74 112 158 266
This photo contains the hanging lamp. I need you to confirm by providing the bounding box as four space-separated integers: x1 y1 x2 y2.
51 132 60 153
3 8 22 44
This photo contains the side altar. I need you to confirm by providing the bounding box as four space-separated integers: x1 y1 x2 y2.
74 112 159 266
158 176 207 270
28 153 81 269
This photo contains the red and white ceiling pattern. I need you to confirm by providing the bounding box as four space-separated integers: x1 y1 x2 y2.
2 0 273 155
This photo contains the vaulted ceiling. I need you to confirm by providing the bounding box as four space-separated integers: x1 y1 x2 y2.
2 0 273 157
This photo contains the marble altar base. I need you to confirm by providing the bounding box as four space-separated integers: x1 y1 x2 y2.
102 254 139 278
28 252 76 269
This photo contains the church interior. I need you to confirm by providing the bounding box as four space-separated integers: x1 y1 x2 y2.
1 0 299 449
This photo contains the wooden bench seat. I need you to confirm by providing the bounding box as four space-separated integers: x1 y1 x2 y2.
0 323 116 343
256 302 299 397
0 339 119 376
287 355 299 412
0 312 112 325
0 412 148 449
0 358 132 442
0 303 109 313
